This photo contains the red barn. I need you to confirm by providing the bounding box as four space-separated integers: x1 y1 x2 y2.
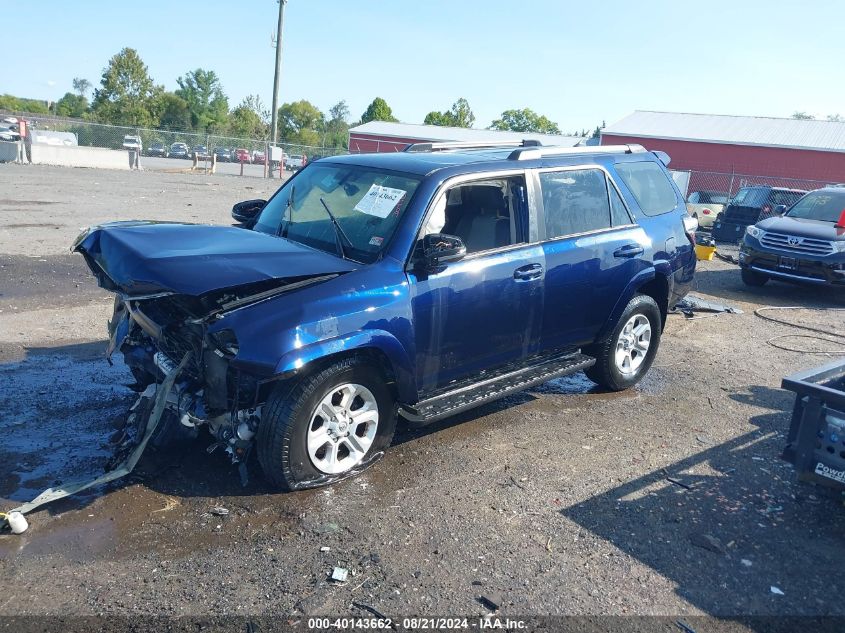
601 111 845 193
349 121 585 153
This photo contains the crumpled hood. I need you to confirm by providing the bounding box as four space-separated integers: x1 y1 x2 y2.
758 216 845 241
74 221 358 296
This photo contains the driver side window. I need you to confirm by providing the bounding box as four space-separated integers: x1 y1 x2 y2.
423 176 527 254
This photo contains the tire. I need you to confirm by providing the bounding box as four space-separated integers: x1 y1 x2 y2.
257 357 396 490
741 267 769 287
584 294 662 391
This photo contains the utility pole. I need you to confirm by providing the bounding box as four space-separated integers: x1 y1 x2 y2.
270 0 286 149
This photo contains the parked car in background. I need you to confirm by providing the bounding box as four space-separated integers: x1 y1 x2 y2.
192 145 210 160
252 149 266 164
214 147 233 162
712 185 806 242
73 141 696 490
739 186 845 287
170 143 190 159
686 190 728 229
146 142 168 158
122 135 142 152
0 123 20 142
234 148 251 163
287 154 305 171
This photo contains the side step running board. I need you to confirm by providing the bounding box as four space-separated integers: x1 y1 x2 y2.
400 353 595 426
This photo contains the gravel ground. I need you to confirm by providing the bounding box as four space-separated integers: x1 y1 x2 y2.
1 164 844 625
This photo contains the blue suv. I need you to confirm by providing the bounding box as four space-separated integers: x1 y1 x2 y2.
73 141 696 489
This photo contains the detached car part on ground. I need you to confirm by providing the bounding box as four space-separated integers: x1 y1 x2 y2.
739 186 845 288
73 142 696 491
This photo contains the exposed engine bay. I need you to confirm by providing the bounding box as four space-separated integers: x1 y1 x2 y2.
104 278 325 474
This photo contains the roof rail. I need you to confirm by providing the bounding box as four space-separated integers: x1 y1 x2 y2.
404 139 543 153
508 144 647 161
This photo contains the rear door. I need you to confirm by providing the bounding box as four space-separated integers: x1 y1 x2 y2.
533 165 649 351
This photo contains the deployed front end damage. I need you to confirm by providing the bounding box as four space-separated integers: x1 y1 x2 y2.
72 221 352 473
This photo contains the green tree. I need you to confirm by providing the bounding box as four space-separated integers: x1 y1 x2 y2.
489 108 561 134
791 111 815 120
826 114 843 122
0 94 49 114
91 48 162 127
228 95 269 139
55 92 89 118
156 92 191 130
277 99 325 145
360 97 398 124
323 99 351 148
175 68 229 132
72 77 91 98
424 98 475 128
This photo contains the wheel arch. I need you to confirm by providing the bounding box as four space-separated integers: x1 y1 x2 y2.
597 266 671 340
258 330 417 405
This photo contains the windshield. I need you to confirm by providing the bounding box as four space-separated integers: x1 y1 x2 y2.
254 163 422 264
786 190 845 222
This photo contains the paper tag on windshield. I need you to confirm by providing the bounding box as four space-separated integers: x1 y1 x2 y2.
354 185 406 218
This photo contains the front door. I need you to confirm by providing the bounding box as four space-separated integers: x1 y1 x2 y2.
408 174 544 396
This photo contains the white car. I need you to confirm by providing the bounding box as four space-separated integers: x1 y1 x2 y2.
122 135 142 151
287 154 305 170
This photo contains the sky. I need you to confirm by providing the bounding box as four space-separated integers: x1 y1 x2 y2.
1 0 843 132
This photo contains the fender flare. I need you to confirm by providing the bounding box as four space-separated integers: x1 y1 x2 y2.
596 263 672 341
270 329 417 404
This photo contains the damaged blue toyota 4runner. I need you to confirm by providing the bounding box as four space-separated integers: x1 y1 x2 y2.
73 141 696 490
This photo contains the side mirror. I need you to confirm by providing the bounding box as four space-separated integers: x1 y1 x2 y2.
774 204 787 216
419 233 466 269
231 199 266 227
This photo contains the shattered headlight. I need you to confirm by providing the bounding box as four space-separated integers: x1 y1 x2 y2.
209 329 239 358
70 226 92 252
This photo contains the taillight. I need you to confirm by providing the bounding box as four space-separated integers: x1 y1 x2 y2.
702 208 712 215
682 215 698 246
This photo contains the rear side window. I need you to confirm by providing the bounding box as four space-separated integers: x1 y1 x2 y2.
731 187 767 206
770 190 806 206
615 161 678 216
609 182 633 226
540 169 611 237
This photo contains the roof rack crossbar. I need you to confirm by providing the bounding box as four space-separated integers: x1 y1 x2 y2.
507 144 647 161
404 139 543 153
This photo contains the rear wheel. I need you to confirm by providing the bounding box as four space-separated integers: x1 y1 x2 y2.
257 357 396 490
741 267 769 286
584 294 662 391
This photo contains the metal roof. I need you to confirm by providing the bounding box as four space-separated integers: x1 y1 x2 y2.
602 110 845 154
349 121 585 147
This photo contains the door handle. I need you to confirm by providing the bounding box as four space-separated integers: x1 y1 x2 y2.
613 244 644 258
513 263 543 281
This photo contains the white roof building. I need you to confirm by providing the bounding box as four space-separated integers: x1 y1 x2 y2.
349 121 586 152
602 110 845 154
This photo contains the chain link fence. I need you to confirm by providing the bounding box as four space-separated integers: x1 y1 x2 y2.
673 169 838 201
0 110 348 175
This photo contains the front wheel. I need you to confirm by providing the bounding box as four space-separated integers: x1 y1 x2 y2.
584 294 662 391
257 358 396 490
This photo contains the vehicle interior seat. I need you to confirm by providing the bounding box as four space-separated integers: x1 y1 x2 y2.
451 186 511 252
